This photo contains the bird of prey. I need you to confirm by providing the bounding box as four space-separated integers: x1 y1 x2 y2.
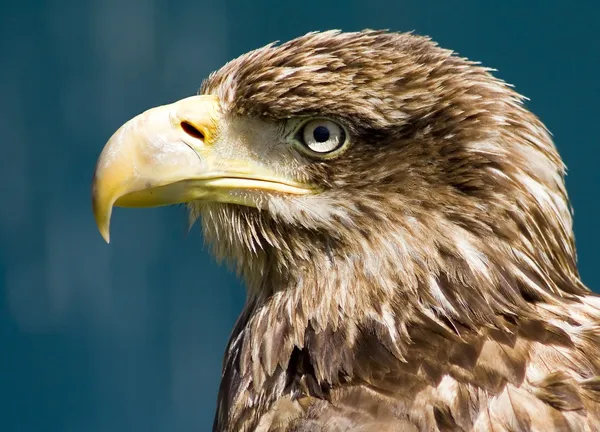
91 30 600 431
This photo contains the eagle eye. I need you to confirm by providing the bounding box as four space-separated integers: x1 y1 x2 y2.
295 119 348 157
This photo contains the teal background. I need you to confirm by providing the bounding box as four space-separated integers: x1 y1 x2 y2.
0 1 598 431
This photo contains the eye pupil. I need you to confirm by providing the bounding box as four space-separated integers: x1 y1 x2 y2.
312 126 330 143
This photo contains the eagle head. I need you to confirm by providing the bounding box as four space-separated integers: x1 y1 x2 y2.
91 30 596 431
93 30 582 305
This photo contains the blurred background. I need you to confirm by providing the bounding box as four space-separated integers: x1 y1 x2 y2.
0 1 598 431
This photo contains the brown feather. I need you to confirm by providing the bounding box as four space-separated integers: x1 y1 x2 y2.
186 30 600 431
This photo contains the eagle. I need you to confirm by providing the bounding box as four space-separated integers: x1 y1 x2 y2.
91 30 600 431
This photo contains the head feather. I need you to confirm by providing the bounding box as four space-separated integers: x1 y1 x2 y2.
191 30 598 431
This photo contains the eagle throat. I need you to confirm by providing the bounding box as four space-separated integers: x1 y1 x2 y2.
202 193 588 431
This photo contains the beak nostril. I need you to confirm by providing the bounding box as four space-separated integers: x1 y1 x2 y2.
181 121 205 141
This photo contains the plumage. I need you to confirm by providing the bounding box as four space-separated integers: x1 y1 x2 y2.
91 30 600 431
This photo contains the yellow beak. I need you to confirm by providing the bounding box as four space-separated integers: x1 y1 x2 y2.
91 95 311 243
